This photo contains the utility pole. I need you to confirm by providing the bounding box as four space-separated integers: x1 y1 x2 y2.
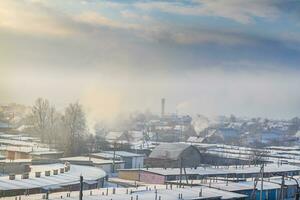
79 175 83 200
179 157 182 188
112 142 116 173
183 167 189 185
280 175 285 200
260 164 264 200
180 124 183 142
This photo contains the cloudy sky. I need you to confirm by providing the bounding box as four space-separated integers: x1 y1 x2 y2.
1 0 300 122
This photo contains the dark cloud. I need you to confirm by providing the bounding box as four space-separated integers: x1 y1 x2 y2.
273 0 300 19
1 0 300 118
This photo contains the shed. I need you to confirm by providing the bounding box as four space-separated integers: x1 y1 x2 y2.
208 181 281 200
146 143 201 168
91 151 144 169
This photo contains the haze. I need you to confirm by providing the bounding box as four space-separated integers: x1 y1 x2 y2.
1 0 300 123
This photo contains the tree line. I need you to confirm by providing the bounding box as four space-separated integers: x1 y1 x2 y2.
27 98 108 156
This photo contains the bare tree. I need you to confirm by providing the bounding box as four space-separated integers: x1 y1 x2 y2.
63 102 87 156
30 98 60 145
31 98 50 142
47 105 62 147
122 130 133 143
249 149 270 165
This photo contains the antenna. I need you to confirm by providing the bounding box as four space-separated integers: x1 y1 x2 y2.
161 98 165 117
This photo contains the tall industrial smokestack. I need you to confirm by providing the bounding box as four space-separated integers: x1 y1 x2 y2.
161 98 165 117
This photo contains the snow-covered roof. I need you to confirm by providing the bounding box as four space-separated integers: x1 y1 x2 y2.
187 136 205 143
120 164 300 177
0 138 40 147
0 146 44 153
0 133 39 142
0 133 19 139
128 131 144 141
90 152 121 160
268 177 298 186
149 143 197 160
0 159 31 163
30 150 63 155
47 185 246 200
16 125 33 132
104 151 144 158
105 131 123 141
0 145 58 154
267 146 300 151
60 156 125 165
208 181 281 192
0 164 106 191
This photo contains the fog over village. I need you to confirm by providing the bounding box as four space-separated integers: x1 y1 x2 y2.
1 1 300 200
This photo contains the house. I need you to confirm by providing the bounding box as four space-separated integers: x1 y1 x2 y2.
91 151 144 169
146 143 201 168
105 131 145 144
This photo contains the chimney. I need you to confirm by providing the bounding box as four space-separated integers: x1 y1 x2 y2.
45 170 51 176
53 169 58 175
22 173 29 179
161 98 165 117
35 172 41 178
65 166 69 172
65 162 71 172
24 164 31 173
60 168 65 173
9 174 15 180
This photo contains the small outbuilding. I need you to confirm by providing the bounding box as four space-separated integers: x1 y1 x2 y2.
91 151 144 169
146 143 201 168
